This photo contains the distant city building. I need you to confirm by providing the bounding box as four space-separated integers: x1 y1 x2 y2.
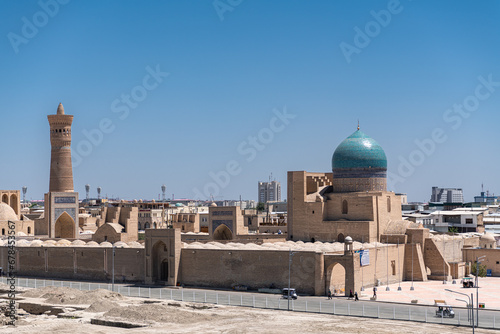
430 186 464 203
402 203 426 212
258 180 281 203
431 208 486 233
395 193 408 204
474 191 498 205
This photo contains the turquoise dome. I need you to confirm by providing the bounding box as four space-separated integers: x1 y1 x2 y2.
332 130 387 170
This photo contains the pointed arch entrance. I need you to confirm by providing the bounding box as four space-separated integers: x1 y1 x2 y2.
55 212 75 238
152 241 169 282
325 262 346 296
213 224 233 240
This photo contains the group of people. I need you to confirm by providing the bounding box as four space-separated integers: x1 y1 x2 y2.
327 289 359 301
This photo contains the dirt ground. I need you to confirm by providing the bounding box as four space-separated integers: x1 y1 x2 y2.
0 286 495 334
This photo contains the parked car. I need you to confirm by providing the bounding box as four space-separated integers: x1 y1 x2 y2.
436 304 455 318
462 277 474 288
282 288 298 300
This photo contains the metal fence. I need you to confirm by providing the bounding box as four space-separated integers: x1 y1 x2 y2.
3 277 498 330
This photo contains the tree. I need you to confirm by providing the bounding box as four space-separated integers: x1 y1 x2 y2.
448 227 459 233
256 202 266 212
472 261 487 277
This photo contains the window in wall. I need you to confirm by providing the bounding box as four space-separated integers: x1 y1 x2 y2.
387 197 391 213
342 200 348 214
391 260 396 275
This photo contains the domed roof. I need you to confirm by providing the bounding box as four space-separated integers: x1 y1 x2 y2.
481 232 495 242
332 130 387 170
0 203 18 221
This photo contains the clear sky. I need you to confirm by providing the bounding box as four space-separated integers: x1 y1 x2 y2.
1 0 499 203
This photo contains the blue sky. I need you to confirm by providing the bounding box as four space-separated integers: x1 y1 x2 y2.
1 0 499 202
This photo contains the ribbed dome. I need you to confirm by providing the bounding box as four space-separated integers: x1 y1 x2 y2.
0 203 18 221
332 130 387 170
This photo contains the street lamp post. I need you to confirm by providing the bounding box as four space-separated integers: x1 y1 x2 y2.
361 246 364 292
445 288 474 332
112 245 115 292
475 255 486 327
386 236 390 291
397 240 401 291
452 233 456 284
410 239 414 291
443 234 447 284
288 249 297 311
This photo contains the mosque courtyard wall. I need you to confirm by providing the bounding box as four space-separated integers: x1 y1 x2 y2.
0 240 405 296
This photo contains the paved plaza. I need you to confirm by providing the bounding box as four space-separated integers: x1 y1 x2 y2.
362 277 500 310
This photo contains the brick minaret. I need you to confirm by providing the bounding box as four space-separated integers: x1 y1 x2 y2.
47 103 74 192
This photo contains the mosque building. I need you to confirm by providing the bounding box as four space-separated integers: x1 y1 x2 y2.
288 126 407 243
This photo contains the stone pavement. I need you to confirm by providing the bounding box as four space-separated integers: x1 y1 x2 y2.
360 277 500 310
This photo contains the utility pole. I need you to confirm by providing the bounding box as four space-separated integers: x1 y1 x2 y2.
112 245 115 292
476 255 486 327
288 249 296 311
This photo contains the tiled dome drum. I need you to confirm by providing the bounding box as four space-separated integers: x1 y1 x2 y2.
331 129 387 193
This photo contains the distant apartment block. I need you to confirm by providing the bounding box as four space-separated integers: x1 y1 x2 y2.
258 181 281 203
431 208 485 233
430 186 464 203
474 191 498 205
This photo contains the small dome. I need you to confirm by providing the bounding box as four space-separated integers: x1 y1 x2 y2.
0 203 18 221
210 202 217 207
127 241 143 248
481 232 495 242
56 239 71 246
30 240 44 247
42 240 57 247
332 130 387 170
17 239 30 246
86 241 100 247
344 236 353 244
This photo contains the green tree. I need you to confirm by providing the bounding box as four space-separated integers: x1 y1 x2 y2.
472 262 487 277
256 202 266 212
448 227 459 233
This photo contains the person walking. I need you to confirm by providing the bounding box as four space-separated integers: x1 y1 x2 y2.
373 287 377 299
354 291 359 301
327 289 332 300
